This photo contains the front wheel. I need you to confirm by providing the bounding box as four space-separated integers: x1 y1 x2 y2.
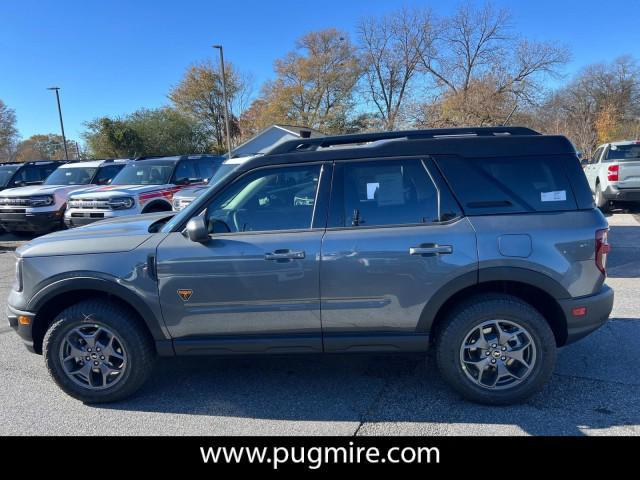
435 294 556 405
43 299 156 403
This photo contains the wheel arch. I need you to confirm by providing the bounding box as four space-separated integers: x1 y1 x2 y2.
420 267 569 347
141 199 172 213
28 276 171 355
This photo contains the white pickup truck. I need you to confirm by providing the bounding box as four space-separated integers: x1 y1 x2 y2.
582 140 640 212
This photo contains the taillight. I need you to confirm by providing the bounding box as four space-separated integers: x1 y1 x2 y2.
607 164 619 181
595 228 610 275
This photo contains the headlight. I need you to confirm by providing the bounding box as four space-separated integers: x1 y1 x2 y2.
13 257 22 292
29 195 54 207
108 197 135 210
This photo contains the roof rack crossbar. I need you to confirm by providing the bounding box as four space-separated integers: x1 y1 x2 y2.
267 126 540 155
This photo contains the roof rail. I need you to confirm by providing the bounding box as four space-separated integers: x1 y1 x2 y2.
266 126 540 155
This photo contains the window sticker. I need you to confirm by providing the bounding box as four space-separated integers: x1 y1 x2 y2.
366 182 379 200
375 173 405 205
541 190 566 202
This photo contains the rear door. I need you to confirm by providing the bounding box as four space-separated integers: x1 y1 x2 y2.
605 143 640 188
319 157 477 352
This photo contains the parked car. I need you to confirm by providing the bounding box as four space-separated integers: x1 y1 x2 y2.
0 160 65 192
64 155 224 227
172 155 257 211
8 127 613 405
582 140 640 212
0 159 128 234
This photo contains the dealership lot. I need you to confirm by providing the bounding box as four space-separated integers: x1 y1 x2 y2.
0 212 638 436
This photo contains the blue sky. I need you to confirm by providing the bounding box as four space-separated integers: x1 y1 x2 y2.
2 0 639 141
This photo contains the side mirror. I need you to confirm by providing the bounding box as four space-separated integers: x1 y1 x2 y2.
184 217 209 243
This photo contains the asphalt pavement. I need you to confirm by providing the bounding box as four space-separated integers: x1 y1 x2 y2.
0 212 638 436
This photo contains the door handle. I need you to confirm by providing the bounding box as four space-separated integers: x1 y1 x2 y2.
409 245 453 255
264 250 306 260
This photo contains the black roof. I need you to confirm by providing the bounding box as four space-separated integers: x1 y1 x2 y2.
238 126 576 173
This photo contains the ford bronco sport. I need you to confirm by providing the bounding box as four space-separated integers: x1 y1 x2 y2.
7 127 613 405
0 159 128 234
64 155 224 227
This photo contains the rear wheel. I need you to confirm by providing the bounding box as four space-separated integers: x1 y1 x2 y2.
43 299 155 403
435 294 556 405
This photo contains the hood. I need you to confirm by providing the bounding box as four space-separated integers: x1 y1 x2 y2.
70 184 175 199
16 212 174 258
0 184 91 198
174 185 209 200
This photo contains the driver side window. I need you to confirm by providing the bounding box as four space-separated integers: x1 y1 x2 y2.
204 164 322 233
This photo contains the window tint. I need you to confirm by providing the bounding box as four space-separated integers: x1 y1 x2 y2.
44 167 97 185
334 159 456 228
605 143 640 162
13 166 41 184
173 160 200 184
39 164 58 179
205 165 321 233
94 164 125 185
197 158 223 179
436 155 577 214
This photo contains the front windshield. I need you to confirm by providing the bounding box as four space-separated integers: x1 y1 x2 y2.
208 163 240 186
44 167 97 185
162 163 241 233
0 166 19 186
111 163 173 185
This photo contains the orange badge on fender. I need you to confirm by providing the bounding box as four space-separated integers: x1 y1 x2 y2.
177 289 193 301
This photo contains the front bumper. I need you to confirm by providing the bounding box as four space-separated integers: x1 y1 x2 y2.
603 185 640 202
7 304 36 353
559 284 614 345
64 209 126 228
0 210 62 232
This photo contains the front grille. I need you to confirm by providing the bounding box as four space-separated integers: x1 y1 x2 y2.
67 199 112 210
0 208 26 213
0 198 31 206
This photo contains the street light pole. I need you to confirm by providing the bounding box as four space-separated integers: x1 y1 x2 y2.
213 45 232 158
47 87 69 161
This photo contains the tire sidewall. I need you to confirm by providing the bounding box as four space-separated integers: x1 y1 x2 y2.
438 300 556 405
44 312 137 402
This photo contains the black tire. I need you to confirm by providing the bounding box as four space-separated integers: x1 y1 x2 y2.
435 294 556 405
595 182 610 213
43 299 155 403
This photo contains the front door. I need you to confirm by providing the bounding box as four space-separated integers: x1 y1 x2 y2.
320 157 478 352
157 162 329 354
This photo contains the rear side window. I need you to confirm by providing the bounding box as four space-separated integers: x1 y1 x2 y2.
436 155 578 214
197 157 223 179
330 158 461 228
173 160 200 183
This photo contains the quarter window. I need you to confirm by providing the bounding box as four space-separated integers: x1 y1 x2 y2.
204 164 322 233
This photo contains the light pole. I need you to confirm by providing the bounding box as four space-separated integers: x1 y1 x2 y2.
212 45 232 158
46 87 69 161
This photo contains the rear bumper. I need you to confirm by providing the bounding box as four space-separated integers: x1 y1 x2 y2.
0 211 62 232
603 185 640 202
559 284 614 345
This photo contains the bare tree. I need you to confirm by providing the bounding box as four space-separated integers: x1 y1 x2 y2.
358 7 435 130
417 1 568 126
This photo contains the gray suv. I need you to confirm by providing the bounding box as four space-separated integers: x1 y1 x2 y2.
7 127 614 405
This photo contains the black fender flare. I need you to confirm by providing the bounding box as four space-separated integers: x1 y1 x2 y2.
416 267 570 333
141 199 172 213
28 273 168 342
